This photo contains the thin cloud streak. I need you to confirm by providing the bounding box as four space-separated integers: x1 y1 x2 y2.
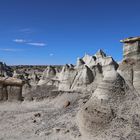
27 42 46 47
13 39 27 43
13 39 47 47
0 48 24 52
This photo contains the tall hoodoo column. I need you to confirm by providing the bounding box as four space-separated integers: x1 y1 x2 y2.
120 37 140 94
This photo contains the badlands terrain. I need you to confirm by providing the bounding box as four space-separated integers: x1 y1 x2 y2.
1 37 140 140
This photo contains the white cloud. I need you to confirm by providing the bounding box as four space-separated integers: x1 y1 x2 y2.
49 53 54 56
13 38 46 47
13 39 27 43
0 48 24 52
27 42 46 47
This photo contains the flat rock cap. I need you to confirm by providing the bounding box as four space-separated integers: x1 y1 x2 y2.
120 36 140 43
0 77 23 86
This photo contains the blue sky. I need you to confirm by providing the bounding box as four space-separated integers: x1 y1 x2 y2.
0 0 140 65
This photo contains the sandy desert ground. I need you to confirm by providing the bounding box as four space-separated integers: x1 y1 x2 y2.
0 92 89 140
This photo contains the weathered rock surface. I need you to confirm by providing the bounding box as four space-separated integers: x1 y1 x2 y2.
82 54 96 67
77 69 140 140
121 36 140 60
58 64 77 90
0 62 12 77
76 58 85 67
118 59 140 95
71 65 94 91
133 62 140 94
120 36 140 43
1 36 140 140
75 37 140 140
28 71 39 86
38 66 57 86
38 49 119 94
0 77 23 101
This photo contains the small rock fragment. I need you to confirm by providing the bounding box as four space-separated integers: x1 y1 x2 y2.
33 120 37 123
63 100 70 108
34 113 41 117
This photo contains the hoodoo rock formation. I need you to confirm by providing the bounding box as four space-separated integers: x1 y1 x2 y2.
0 77 23 101
1 36 140 140
58 64 77 90
38 65 57 86
119 36 140 94
76 36 140 140
0 63 23 101
38 49 120 93
120 36 140 60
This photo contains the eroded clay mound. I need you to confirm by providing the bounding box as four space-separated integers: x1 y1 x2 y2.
77 70 140 140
